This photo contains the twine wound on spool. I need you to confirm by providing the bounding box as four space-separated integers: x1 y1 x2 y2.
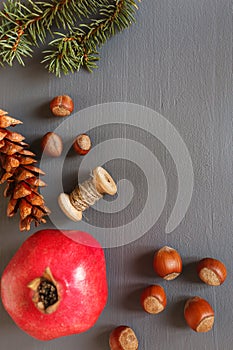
69 178 103 212
58 166 117 222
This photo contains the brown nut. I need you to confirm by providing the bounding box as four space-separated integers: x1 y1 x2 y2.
41 132 63 157
184 296 214 333
197 257 227 286
153 246 182 280
50 95 74 117
109 326 138 350
73 134 91 155
140 285 167 314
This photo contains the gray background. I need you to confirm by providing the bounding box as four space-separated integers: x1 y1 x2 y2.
0 0 232 349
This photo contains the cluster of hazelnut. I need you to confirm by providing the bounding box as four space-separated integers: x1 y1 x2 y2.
109 246 227 350
41 95 92 157
36 96 227 349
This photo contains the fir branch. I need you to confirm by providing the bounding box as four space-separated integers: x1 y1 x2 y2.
0 0 141 75
43 0 140 76
0 0 109 65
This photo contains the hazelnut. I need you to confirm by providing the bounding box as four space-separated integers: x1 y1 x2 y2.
73 134 91 155
109 326 138 350
140 285 167 314
197 257 227 286
50 95 74 117
41 132 63 157
153 246 182 280
184 296 214 332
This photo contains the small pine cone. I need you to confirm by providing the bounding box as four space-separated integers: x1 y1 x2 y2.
0 110 50 231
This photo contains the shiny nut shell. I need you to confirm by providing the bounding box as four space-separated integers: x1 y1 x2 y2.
50 95 74 117
197 258 227 286
153 246 182 280
73 134 91 155
184 296 214 333
41 132 63 157
140 285 167 314
109 326 138 350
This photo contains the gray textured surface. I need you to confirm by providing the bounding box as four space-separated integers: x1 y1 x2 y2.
0 0 232 349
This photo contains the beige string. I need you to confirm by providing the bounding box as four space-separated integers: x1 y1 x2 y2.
69 177 103 212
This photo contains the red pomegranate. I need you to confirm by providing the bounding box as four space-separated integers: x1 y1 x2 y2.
1 229 108 341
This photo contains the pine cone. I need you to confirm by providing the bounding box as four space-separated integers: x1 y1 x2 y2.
0 109 50 231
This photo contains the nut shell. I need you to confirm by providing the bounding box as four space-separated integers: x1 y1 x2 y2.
153 246 182 280
41 132 63 157
184 296 214 332
140 285 167 314
73 134 91 155
197 258 227 286
109 326 138 350
50 95 74 117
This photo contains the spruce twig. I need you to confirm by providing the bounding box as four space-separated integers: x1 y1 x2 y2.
0 0 140 76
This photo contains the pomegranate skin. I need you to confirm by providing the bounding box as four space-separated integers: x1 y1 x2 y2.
1 229 108 341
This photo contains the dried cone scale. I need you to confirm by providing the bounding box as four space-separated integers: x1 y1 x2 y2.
0 110 50 231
